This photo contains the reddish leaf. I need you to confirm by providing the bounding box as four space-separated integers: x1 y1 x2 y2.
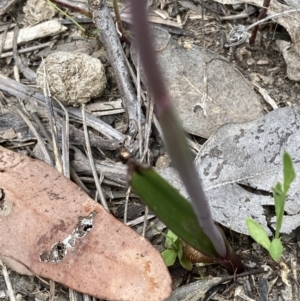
0 147 171 301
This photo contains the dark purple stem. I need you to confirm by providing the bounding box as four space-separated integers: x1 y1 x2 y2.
130 0 228 259
130 0 171 115
249 0 271 45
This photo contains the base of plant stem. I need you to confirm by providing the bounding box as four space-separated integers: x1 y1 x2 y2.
221 250 244 274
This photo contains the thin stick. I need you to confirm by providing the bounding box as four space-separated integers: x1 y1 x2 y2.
31 112 52 144
40 59 63 172
0 42 51 58
49 280 55 301
82 104 109 211
124 187 131 224
69 289 77 301
0 260 17 301
70 166 91 195
55 98 70 179
136 54 143 158
12 26 36 81
0 253 49 286
126 214 155 227
0 20 12 55
113 0 131 45
249 0 271 45
14 107 54 166
196 0 208 116
89 0 141 135
141 93 154 162
142 205 149 237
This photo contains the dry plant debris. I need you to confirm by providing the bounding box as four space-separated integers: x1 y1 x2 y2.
23 0 56 26
0 19 67 51
215 0 300 81
0 0 300 300
36 52 107 106
0 147 171 301
158 105 300 236
131 27 264 138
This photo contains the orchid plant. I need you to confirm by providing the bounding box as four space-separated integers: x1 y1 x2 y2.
128 0 244 274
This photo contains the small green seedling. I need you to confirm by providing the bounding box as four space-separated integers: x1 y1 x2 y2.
161 230 193 271
246 152 296 261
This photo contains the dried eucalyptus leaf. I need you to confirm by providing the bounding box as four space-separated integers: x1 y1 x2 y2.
159 106 300 235
131 27 263 138
0 147 171 301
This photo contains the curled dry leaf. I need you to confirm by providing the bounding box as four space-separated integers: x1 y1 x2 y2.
0 147 171 301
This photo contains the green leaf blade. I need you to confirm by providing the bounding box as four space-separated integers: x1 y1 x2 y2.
272 185 285 237
129 164 220 259
246 218 271 251
161 249 177 267
179 256 193 271
272 152 296 239
283 152 296 193
165 230 178 249
269 238 283 261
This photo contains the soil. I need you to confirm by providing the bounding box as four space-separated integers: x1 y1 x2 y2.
0 0 300 301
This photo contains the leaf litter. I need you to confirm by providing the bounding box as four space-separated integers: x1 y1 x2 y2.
0 147 171 301
131 27 264 138
1 0 300 300
159 105 300 236
215 0 300 81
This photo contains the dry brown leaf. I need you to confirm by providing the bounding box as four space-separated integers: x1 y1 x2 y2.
0 147 171 301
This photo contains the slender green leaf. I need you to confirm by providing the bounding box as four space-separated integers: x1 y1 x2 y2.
272 182 284 218
165 230 179 249
272 183 285 239
176 239 183 260
161 249 177 266
129 164 220 259
283 152 296 193
273 153 296 239
179 256 193 271
246 218 271 251
269 238 283 261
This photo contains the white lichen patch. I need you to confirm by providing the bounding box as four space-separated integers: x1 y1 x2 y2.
40 212 95 263
36 52 107 106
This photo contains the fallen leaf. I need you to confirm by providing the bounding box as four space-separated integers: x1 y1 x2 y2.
166 277 222 301
0 147 171 301
131 27 263 138
159 106 300 235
